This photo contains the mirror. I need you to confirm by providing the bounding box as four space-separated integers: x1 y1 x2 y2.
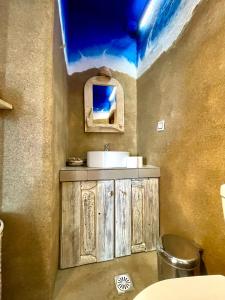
92 85 117 125
84 76 124 133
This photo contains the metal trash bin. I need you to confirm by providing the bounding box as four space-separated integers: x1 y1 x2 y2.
157 234 201 281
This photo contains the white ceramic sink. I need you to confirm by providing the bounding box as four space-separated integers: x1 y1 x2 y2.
87 151 129 168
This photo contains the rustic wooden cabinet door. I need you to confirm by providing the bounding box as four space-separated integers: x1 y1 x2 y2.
131 180 145 253
60 180 114 268
79 181 98 266
96 180 114 262
115 179 132 257
131 178 159 253
61 181 81 268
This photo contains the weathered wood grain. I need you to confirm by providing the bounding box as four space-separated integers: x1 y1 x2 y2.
60 182 81 268
60 178 159 268
79 255 97 265
115 179 132 257
144 178 159 251
80 181 97 264
131 178 159 253
131 243 146 253
132 180 144 246
96 181 114 262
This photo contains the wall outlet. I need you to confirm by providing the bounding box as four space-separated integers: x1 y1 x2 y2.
157 120 165 131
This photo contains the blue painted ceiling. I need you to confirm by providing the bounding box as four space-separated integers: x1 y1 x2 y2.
59 0 182 75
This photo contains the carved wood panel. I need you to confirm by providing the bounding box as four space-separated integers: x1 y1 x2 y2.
60 180 115 268
144 178 159 251
115 179 132 257
131 179 159 253
80 181 97 265
97 181 114 262
131 180 145 253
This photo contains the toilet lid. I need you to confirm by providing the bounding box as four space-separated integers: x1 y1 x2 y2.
134 276 225 300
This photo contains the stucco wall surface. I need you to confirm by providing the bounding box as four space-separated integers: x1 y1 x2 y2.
51 0 68 294
68 69 137 158
137 0 225 274
0 1 67 299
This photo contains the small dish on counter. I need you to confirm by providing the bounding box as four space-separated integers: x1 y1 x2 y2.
66 157 84 166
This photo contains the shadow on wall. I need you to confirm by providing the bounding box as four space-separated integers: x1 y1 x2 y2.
0 88 23 210
0 0 9 90
0 0 10 209
0 55 39 300
1 213 47 300
154 60 225 271
138 0 225 275
199 252 208 275
0 120 5 210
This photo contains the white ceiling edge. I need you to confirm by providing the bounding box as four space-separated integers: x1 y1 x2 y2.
137 0 203 78
67 53 137 79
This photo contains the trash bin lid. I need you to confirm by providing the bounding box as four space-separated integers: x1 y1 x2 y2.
157 234 200 269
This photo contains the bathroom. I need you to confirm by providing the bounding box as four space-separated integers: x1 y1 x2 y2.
0 0 225 299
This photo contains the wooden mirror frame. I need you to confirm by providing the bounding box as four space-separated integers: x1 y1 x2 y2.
84 76 124 133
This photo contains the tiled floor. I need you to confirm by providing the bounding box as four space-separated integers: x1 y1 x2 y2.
53 251 158 300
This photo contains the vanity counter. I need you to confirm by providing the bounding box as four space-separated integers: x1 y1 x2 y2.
60 165 160 182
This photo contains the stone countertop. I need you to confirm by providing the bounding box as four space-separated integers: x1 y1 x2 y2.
60 165 160 182
60 165 159 171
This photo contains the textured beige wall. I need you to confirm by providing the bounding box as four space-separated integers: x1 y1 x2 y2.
137 0 225 274
68 69 137 158
0 1 67 299
51 0 68 293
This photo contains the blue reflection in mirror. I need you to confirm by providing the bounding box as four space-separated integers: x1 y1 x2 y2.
93 85 117 124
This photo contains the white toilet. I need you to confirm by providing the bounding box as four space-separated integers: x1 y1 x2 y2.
134 275 225 300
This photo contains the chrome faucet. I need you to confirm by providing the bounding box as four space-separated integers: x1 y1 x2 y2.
104 144 110 151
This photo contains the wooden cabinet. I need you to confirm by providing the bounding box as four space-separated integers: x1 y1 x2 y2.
60 180 114 268
60 178 159 269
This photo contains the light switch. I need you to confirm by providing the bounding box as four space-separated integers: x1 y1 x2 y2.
157 120 165 131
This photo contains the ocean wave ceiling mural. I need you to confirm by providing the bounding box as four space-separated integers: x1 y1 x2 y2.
58 0 202 78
